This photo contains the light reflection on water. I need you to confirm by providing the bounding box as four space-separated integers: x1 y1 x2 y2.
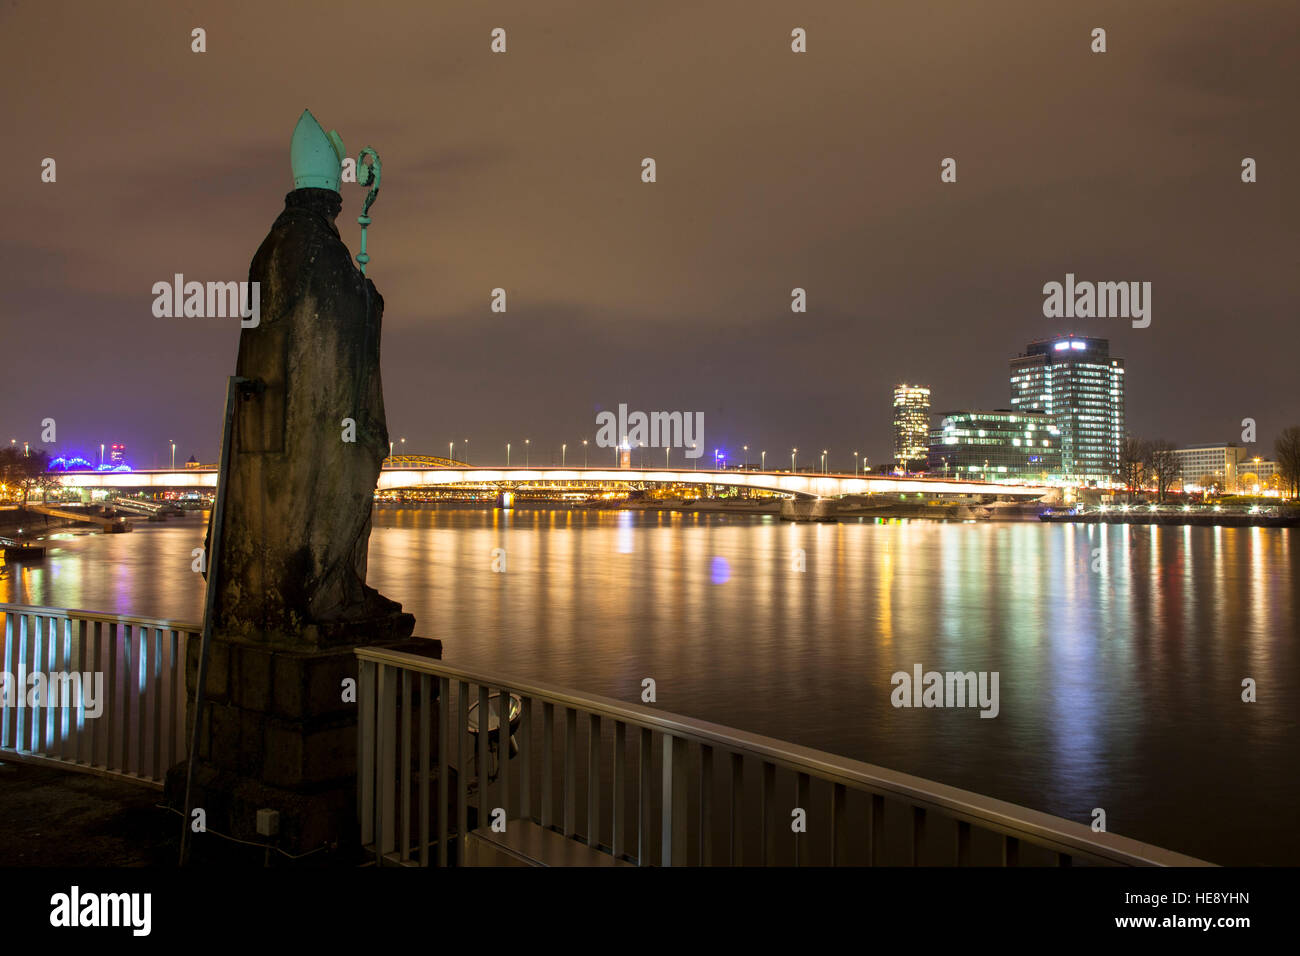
2 508 1295 864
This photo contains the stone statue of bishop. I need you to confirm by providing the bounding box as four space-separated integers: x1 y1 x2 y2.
205 109 414 646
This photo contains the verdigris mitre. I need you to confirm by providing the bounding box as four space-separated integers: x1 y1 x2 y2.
205 109 413 646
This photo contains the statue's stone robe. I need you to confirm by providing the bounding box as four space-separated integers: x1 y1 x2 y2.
207 187 413 645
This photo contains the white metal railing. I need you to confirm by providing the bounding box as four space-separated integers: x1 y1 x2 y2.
0 603 198 788
356 647 1214 867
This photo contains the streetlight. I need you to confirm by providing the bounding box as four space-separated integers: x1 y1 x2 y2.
506 442 511 466
761 450 766 471
449 441 455 461
100 443 105 468
389 441 394 459
743 445 749 468
791 448 797 472
714 448 720 470
562 443 567 467
583 439 588 467
525 439 530 467
821 450 828 473
854 451 859 476
463 439 469 464
665 446 670 468
170 440 176 470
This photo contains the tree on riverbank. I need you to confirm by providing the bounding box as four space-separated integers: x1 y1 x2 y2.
0 448 56 505
1120 437 1150 498
1276 426 1300 500
1148 441 1181 502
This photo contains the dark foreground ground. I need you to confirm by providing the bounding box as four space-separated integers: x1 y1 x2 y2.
0 760 364 867
0 760 174 866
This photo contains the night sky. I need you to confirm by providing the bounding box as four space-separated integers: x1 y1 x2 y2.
2 0 1296 469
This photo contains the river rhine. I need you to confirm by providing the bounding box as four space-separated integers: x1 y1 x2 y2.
2 507 1295 865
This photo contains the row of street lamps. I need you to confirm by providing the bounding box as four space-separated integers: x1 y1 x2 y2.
383 437 873 474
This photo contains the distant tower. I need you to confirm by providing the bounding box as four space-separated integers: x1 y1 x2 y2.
109 442 126 466
892 385 931 469
1009 335 1125 483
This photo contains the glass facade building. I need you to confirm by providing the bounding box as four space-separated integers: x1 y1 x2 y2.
1009 335 1124 483
927 410 1060 480
892 384 931 467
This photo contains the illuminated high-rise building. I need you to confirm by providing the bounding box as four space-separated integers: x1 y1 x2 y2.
109 442 126 466
892 384 931 468
1009 335 1124 483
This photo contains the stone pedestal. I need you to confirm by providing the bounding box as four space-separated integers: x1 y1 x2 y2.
164 632 441 860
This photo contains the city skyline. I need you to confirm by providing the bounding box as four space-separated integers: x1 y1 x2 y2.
9 321 1285 476
2 2 1297 470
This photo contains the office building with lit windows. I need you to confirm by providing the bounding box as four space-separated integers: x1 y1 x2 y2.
1009 335 1124 484
892 384 931 468
928 410 1061 480
1172 443 1279 493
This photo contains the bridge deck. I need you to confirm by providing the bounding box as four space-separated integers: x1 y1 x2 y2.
53 467 1054 499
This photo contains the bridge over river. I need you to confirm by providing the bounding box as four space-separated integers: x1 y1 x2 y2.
52 460 1056 500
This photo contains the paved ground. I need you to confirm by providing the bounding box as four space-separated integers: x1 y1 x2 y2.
0 760 177 866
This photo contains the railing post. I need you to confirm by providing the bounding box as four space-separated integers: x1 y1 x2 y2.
612 720 626 860
869 793 884 865
699 744 713 865
910 806 926 866
150 626 163 781
15 615 30 754
418 673 430 866
437 676 449 866
563 706 576 837
831 783 846 865
32 615 46 755
457 682 469 855
795 772 810 866
586 713 600 848
400 669 412 863
1002 834 1020 866
729 752 743 866
1 612 14 750
499 687 511 829
358 658 376 847
476 685 489 827
638 728 652 866
661 733 687 866
541 701 554 829
378 663 397 863
90 621 104 769
520 696 532 823
761 761 775 865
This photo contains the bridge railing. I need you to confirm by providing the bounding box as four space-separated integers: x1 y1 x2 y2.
356 647 1212 867
0 603 198 788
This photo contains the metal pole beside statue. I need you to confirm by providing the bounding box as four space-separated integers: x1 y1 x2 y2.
355 147 381 274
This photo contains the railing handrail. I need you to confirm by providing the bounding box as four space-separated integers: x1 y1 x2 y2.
356 645 1214 867
0 603 200 633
